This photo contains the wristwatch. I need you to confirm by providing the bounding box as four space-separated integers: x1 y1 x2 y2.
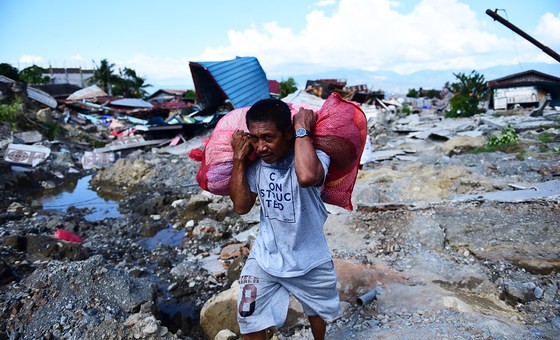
295 128 311 138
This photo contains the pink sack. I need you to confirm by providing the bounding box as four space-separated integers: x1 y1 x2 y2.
194 92 367 210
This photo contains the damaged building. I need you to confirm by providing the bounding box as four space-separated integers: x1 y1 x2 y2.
487 69 560 110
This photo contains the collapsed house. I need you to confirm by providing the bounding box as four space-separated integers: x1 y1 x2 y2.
304 79 385 106
188 56 271 112
487 69 560 111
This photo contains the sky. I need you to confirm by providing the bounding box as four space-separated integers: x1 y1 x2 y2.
1 0 560 94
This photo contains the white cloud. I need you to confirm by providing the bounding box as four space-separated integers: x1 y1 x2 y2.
123 54 193 88
314 0 337 7
536 12 560 45
70 54 84 61
194 0 546 77
19 55 44 65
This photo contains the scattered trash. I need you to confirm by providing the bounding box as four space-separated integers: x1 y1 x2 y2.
53 229 83 244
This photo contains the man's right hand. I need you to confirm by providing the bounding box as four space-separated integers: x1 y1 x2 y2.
231 129 253 161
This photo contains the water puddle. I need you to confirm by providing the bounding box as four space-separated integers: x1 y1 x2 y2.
144 225 186 250
30 175 122 221
156 300 200 334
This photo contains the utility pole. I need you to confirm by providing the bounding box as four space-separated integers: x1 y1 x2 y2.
486 9 560 63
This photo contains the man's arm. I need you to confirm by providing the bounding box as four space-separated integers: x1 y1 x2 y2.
230 130 257 214
293 108 325 187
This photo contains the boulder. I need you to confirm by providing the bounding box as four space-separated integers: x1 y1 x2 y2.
200 281 307 339
200 281 241 339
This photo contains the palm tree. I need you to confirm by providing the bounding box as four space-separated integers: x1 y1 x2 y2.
88 59 116 95
113 67 151 98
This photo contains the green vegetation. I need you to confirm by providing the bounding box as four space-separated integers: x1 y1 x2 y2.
19 65 50 85
279 77 297 98
406 87 441 99
445 70 487 118
401 105 411 115
0 63 20 81
113 67 151 98
87 59 151 98
468 126 521 155
183 89 197 100
88 59 117 95
487 125 519 147
0 98 22 129
538 132 557 143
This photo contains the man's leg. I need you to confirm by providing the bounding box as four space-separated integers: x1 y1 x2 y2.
308 315 326 340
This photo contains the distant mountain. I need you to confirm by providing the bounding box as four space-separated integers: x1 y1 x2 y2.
282 62 560 96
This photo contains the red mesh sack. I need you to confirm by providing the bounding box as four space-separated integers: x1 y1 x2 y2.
195 107 251 196
311 92 368 210
195 92 367 210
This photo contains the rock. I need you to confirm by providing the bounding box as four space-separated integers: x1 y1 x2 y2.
0 260 17 285
200 281 241 339
2 235 90 261
187 194 212 211
551 316 560 330
226 255 246 283
208 202 230 221
503 281 537 304
13 130 43 144
170 259 198 279
534 286 544 299
124 313 177 339
438 201 560 274
233 225 259 244
6 202 27 216
408 215 445 251
220 243 249 260
214 329 238 340
334 259 405 301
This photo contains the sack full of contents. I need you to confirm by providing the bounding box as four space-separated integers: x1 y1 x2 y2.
193 92 367 210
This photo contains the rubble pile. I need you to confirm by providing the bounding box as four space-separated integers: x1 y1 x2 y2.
0 81 559 339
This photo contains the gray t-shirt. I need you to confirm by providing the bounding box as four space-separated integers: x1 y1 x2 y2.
247 149 332 278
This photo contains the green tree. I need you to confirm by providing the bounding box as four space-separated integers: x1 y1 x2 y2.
183 89 197 100
0 63 21 81
446 70 487 118
19 65 50 85
279 77 297 98
407 88 418 98
113 67 150 98
88 59 117 95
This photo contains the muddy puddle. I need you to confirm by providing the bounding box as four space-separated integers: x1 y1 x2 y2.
30 174 123 221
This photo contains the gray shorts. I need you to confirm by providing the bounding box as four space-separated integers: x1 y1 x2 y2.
237 258 340 334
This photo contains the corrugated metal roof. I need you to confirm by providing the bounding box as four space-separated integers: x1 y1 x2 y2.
189 56 270 109
111 98 153 108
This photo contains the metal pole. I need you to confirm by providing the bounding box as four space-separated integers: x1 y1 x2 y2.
486 9 560 63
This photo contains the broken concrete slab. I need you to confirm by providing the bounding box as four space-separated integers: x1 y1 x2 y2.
453 179 560 202
94 137 169 153
81 151 117 170
369 149 406 162
4 143 51 167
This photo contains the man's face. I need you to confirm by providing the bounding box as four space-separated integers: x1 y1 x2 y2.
247 120 293 164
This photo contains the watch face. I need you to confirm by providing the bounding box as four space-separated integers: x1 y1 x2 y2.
296 128 309 137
